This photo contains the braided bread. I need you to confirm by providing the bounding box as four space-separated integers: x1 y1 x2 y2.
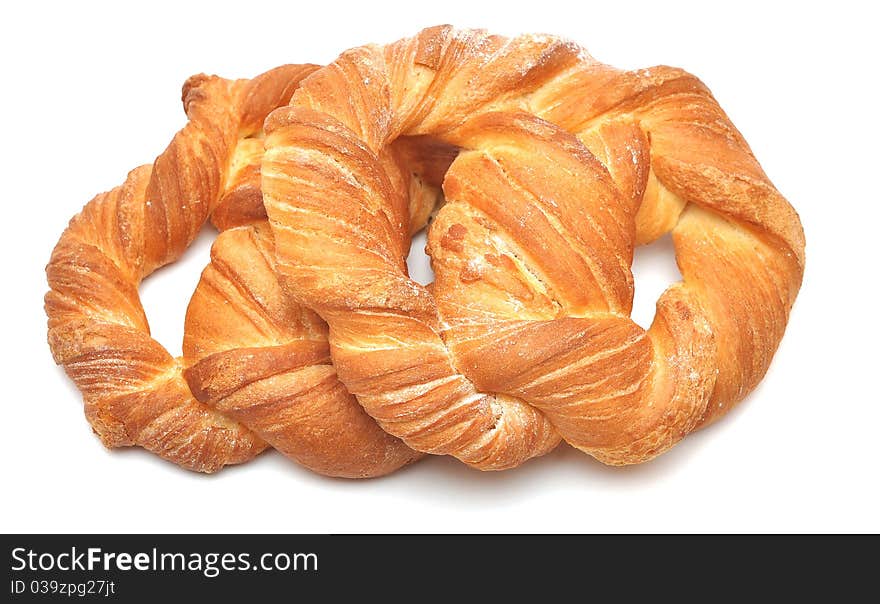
46 27 804 476
45 65 440 476
261 26 805 469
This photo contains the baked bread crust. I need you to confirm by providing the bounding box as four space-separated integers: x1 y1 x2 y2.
262 26 805 468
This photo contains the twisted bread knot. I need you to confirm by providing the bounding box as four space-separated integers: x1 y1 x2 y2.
45 64 436 476
262 26 805 468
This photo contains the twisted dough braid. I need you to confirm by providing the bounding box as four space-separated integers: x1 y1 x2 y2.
262 26 805 468
46 65 430 476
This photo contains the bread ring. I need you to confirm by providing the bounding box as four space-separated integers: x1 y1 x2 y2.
262 26 805 468
46 65 430 476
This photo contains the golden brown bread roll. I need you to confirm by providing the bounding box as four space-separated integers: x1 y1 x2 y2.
262 26 805 468
45 64 431 476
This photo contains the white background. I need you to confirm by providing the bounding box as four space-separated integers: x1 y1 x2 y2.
2 0 877 533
